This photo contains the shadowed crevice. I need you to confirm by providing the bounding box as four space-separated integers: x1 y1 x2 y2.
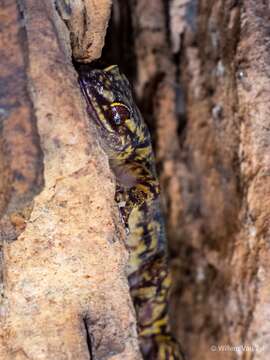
83 317 94 360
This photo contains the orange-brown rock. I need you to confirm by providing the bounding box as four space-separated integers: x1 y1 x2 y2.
0 1 141 359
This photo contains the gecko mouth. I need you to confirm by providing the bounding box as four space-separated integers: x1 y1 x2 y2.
79 85 125 151
79 78 114 133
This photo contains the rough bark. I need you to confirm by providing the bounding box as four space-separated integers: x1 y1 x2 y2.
0 1 141 359
104 1 270 359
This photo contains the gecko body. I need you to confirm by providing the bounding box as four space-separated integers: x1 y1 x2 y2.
79 65 184 360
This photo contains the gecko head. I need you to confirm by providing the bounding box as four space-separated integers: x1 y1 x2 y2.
79 65 151 162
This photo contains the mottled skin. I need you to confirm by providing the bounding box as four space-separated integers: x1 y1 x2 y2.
79 65 184 360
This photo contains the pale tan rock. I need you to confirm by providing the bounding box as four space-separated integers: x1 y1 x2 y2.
55 0 113 62
0 1 141 359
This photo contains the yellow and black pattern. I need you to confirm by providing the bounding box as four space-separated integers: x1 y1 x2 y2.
79 65 184 360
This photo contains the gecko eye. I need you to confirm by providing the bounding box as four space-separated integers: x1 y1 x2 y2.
108 102 131 126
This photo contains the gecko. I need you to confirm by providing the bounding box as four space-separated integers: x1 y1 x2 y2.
78 64 184 360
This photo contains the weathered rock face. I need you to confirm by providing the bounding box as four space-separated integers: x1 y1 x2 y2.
0 1 141 359
0 1 44 241
104 1 270 359
2 1 270 359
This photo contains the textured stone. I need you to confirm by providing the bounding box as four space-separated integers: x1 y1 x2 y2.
0 1 141 359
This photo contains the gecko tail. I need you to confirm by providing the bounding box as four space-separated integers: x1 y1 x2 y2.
140 334 186 360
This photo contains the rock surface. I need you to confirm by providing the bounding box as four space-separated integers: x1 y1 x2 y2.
0 1 141 359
